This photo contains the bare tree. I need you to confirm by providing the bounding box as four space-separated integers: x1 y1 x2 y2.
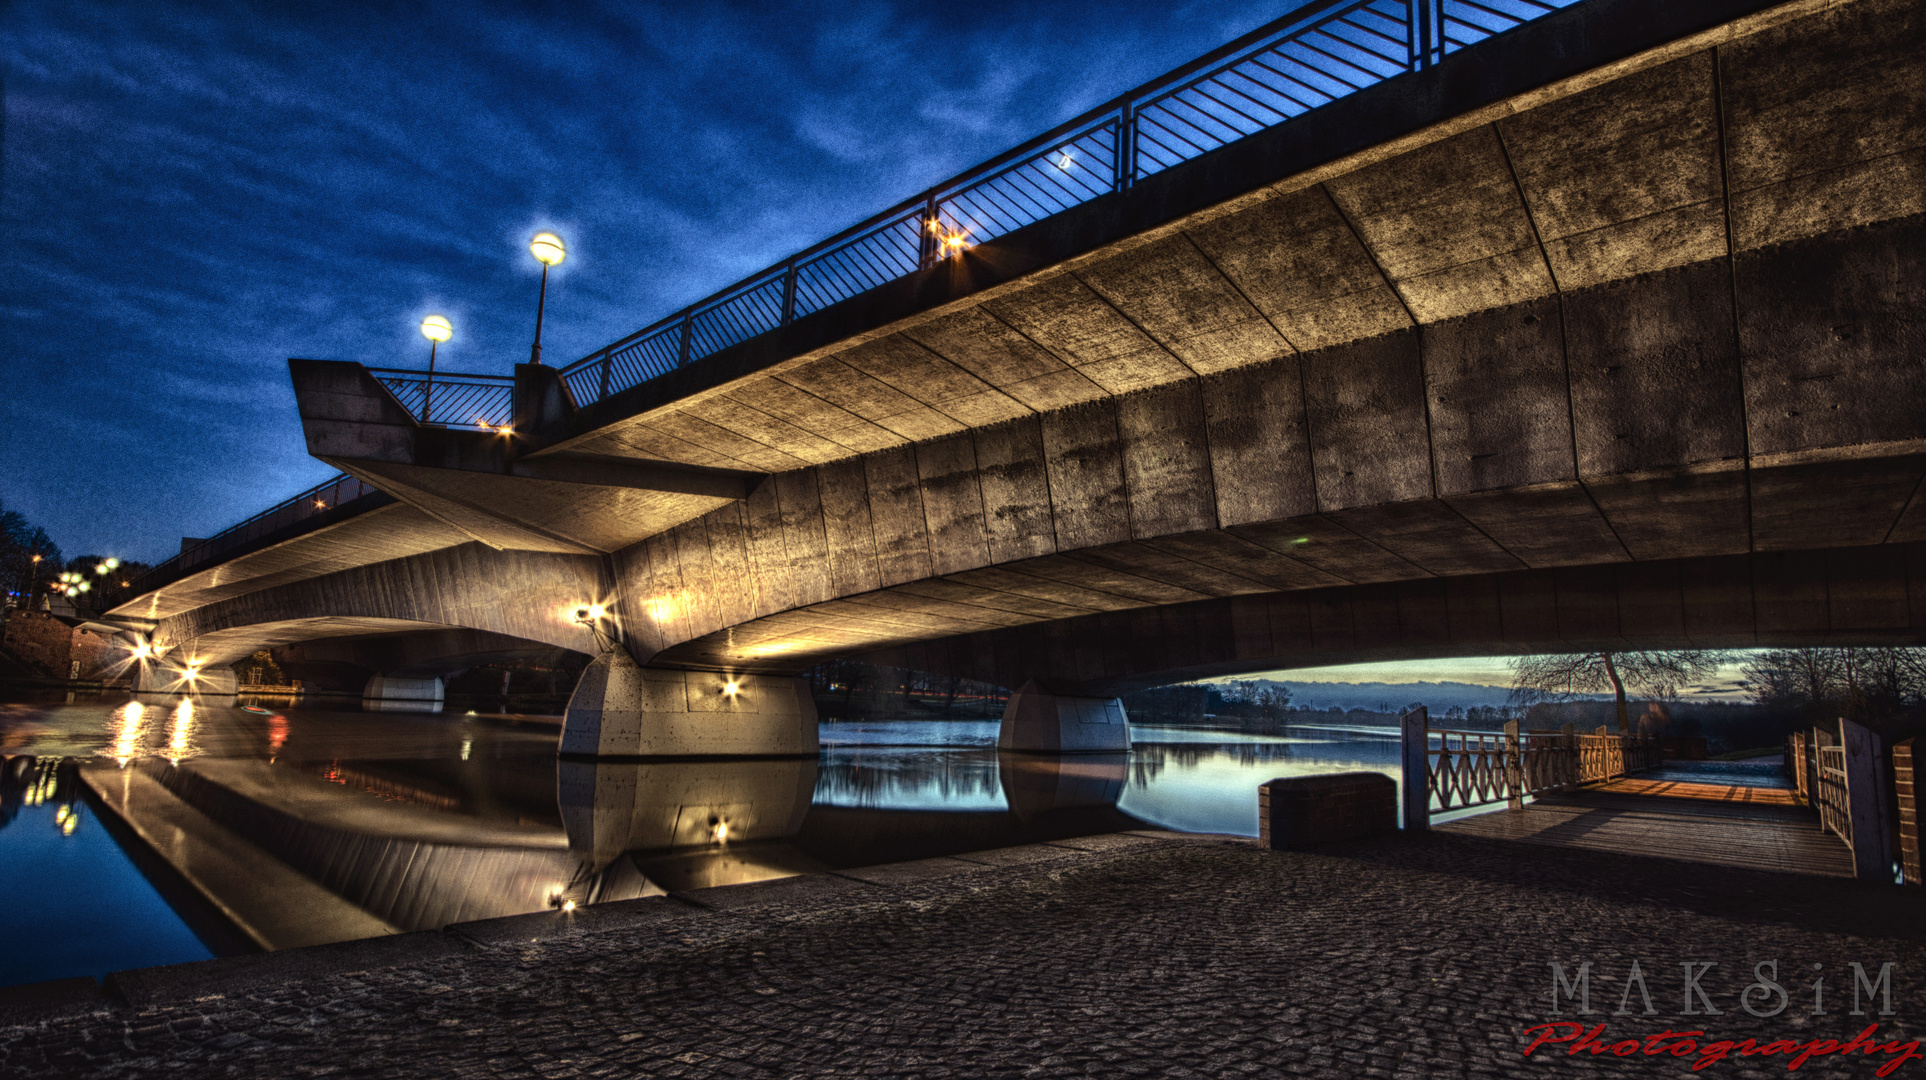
1510 650 1729 732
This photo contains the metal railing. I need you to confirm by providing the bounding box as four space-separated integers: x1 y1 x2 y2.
124 474 384 598
553 0 1572 409
368 368 516 429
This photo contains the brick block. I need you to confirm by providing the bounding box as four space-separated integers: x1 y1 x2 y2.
1259 772 1397 850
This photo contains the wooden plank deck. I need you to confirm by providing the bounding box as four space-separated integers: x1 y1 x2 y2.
1435 778 1854 878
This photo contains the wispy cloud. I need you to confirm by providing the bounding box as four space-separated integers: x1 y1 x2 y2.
1 0 1311 560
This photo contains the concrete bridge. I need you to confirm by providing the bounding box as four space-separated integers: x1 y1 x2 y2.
110 0 1926 755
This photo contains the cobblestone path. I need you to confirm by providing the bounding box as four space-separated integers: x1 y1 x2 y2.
3 831 1922 1079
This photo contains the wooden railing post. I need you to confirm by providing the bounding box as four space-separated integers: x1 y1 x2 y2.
1841 717 1892 883
1503 719 1523 811
1895 738 1919 886
1400 706 1429 832
1560 723 1577 791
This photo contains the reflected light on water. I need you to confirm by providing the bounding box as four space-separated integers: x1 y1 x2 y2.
268 715 289 760
165 699 196 763
111 701 146 765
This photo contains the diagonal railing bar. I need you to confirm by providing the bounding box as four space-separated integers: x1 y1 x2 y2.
556 0 1581 405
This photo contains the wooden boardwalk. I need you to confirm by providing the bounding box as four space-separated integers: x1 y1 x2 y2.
1436 776 1854 878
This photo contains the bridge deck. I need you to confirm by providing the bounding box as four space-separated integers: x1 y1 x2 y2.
1435 778 1853 879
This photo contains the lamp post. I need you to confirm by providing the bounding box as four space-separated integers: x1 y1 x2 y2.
527 232 566 365
419 315 452 421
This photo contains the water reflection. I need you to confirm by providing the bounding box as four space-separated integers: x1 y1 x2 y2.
0 697 1414 988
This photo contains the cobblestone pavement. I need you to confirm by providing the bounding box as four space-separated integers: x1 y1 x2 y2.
3 831 1922 1079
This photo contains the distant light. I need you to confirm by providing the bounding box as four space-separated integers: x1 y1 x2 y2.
1292 537 1311 545
313 499 328 510
561 899 577 913
105 557 120 570
530 232 566 267
76 581 90 593
94 563 109 575
420 314 453 343
498 425 514 437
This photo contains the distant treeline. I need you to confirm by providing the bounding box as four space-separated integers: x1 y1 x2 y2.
803 660 1008 721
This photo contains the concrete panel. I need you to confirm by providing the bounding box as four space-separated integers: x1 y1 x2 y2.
1076 234 1288 375
862 447 934 588
1326 126 1552 322
1117 381 1216 539
1721 0 1926 196
1730 148 1926 252
1753 549 1830 638
1750 457 1926 552
1498 570 1560 644
982 273 1193 394
1541 201 1727 292
1423 297 1572 495
1228 517 1428 585
1680 555 1755 644
1301 330 1432 510
1554 564 1622 642
669 520 723 642
1614 560 1686 642
777 357 966 442
1187 185 1411 352
1736 218 1926 456
815 458 881 597
1498 52 1721 259
905 306 1107 413
973 417 1058 565
1563 259 1744 477
1586 469 1749 561
647 411 806 474
1326 500 1521 577
1142 531 1343 591
1065 542 1268 599
1201 360 1315 528
835 333 1029 429
914 435 992 577
742 479 793 618
1447 483 1629 568
1039 399 1130 550
679 397 847 465
1006 553 1206 607
1827 544 1910 632
701 503 759 630
721 377 905 455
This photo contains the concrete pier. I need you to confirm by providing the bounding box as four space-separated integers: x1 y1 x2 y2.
558 652 818 757
997 681 1130 753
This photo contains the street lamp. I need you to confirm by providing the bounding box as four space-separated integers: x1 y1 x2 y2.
419 314 452 421
527 232 566 366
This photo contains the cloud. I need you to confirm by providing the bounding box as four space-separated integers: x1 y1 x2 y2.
2 0 1314 559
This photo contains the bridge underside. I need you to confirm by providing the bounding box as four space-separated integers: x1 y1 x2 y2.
116 0 1926 739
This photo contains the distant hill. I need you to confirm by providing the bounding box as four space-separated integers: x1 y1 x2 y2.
1238 678 1613 713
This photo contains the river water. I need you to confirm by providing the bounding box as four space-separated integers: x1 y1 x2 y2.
0 693 1405 988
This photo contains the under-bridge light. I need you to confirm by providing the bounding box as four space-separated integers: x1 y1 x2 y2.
722 679 741 697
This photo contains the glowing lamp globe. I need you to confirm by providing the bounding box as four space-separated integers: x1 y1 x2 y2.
421 315 452 343
530 232 566 267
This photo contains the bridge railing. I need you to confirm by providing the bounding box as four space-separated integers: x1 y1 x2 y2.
367 368 517 429
123 474 385 600
553 0 1572 409
1425 722 1661 814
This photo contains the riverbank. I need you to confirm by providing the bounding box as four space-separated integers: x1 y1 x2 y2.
4 829 1921 1078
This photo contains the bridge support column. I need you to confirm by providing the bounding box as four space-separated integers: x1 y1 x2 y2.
997 681 1130 753
362 675 444 713
559 650 818 757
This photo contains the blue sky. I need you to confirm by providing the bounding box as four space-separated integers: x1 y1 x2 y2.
1 0 1316 562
